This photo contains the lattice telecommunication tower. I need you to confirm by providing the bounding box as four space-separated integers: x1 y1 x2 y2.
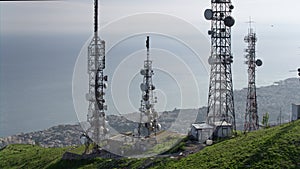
138 36 160 137
204 0 236 131
86 0 108 147
244 20 262 132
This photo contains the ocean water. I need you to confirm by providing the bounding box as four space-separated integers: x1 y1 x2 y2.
0 30 298 137
0 33 88 137
1 33 208 137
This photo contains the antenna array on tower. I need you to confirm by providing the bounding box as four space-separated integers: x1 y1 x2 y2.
86 0 108 149
204 0 236 138
138 36 160 138
244 19 262 132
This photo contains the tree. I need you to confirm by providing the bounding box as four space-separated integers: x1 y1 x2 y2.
262 112 270 128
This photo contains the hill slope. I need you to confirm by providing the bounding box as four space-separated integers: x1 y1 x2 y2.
2 78 299 148
152 120 300 169
1 120 299 169
234 78 300 128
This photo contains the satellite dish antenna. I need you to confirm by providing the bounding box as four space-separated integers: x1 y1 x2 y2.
140 83 147 91
224 16 235 27
256 59 263 66
151 85 155 90
208 56 214 65
103 75 108 81
204 9 213 20
103 82 108 89
143 94 149 101
140 69 146 75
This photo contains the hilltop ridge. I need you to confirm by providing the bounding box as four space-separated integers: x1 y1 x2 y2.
1 120 299 168
1 78 299 148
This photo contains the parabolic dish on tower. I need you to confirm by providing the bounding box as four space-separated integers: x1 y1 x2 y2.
224 16 235 27
256 59 263 66
204 9 213 20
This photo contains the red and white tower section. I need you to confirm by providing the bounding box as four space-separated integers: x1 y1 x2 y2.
244 21 262 132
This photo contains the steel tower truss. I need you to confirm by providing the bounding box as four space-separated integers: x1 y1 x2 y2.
86 0 108 145
205 0 236 131
138 36 159 137
244 23 261 132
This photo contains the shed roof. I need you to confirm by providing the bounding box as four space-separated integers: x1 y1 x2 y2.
213 121 232 127
192 123 214 130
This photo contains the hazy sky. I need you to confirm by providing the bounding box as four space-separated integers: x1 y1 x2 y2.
1 0 300 136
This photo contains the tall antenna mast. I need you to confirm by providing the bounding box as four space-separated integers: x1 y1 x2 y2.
204 0 236 137
146 36 150 61
94 0 98 33
244 18 262 132
86 0 108 150
138 36 160 138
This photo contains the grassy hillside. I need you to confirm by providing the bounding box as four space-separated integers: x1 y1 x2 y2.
151 120 300 169
0 144 145 169
0 144 67 169
1 120 300 169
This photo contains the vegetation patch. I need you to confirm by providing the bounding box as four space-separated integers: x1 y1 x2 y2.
1 120 299 169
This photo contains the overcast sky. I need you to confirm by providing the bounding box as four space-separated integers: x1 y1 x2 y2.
1 0 300 136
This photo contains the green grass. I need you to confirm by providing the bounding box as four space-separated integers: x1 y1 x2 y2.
162 136 188 154
0 144 145 169
145 134 185 155
0 144 68 169
151 120 300 169
1 120 300 169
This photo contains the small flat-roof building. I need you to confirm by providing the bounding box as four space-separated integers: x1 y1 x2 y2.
212 121 232 138
191 121 233 141
190 123 214 143
292 103 300 121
